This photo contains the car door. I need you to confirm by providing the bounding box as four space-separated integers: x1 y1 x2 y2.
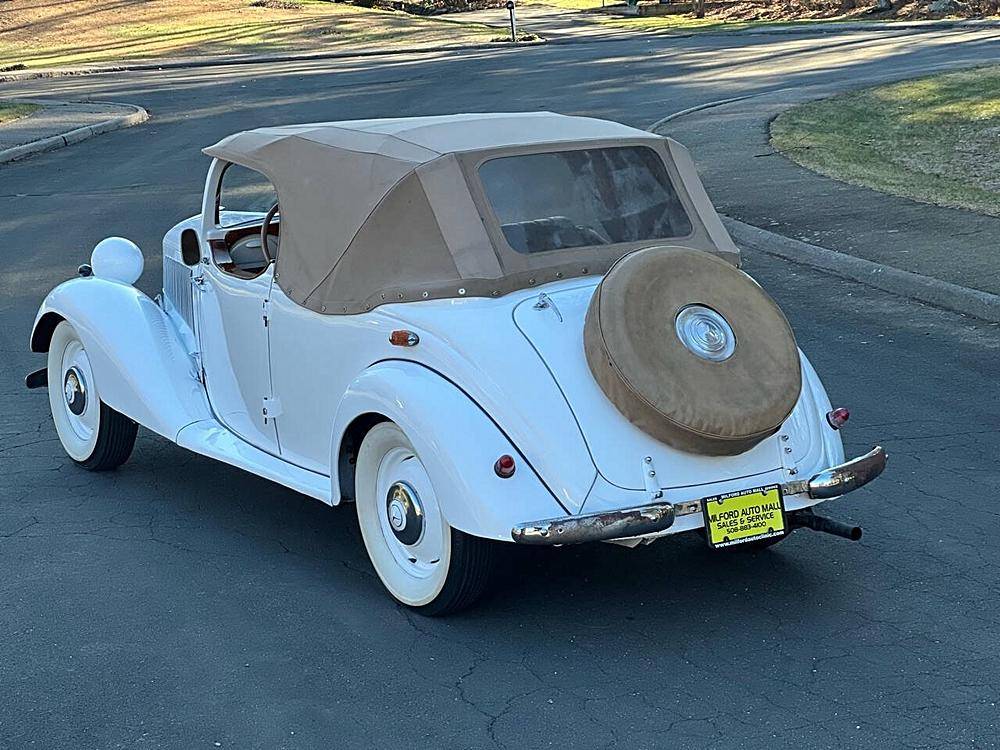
195 162 280 454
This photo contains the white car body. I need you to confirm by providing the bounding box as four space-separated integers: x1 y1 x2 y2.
30 114 885 612
31 219 848 539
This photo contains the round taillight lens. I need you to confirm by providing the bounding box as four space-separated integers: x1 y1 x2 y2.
494 454 516 478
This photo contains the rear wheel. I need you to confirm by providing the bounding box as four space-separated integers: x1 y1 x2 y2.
47 321 137 471
355 422 497 616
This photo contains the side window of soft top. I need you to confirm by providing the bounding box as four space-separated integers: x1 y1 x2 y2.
217 163 278 228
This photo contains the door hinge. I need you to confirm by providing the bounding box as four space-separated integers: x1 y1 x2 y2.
262 396 282 423
262 298 271 327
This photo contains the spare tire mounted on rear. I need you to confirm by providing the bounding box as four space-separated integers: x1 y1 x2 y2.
584 246 802 456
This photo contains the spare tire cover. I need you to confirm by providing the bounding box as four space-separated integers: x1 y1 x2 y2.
584 246 801 456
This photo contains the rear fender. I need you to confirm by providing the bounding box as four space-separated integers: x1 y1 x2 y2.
31 277 211 439
782 350 846 477
330 360 567 541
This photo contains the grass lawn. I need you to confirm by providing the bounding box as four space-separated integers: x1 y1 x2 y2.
0 102 39 124
0 0 501 70
771 65 1000 217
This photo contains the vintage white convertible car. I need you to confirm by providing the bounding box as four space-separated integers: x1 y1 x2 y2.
28 113 886 614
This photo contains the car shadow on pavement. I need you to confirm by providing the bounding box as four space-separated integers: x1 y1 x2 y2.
102 429 842 631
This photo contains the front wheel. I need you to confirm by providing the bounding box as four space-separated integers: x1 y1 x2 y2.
47 321 137 471
355 422 498 616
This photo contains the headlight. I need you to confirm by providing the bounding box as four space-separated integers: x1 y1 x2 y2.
674 305 736 362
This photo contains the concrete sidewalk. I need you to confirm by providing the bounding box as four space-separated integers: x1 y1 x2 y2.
654 89 1000 305
0 99 147 164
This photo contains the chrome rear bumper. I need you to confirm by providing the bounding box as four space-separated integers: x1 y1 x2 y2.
510 445 887 545
511 502 676 545
793 445 888 500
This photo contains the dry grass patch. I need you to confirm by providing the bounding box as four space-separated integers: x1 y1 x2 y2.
771 65 1000 216
0 0 499 69
0 101 38 123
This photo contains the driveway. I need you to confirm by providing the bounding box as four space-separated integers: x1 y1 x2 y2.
2 27 999 749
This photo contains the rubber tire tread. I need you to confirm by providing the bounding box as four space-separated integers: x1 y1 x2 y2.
412 529 499 617
78 401 138 471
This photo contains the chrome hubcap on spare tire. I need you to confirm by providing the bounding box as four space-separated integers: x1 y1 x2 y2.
675 305 736 362
386 481 424 546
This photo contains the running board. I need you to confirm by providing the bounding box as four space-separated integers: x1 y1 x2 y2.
176 420 331 503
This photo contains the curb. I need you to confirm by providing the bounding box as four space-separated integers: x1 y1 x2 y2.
725 218 1000 323
647 94 759 132
0 100 149 165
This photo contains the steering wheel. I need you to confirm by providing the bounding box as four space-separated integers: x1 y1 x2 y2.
261 202 280 264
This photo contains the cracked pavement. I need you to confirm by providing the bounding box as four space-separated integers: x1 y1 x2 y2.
2 26 1000 749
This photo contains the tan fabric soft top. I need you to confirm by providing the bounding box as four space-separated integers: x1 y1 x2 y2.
203 112 741 314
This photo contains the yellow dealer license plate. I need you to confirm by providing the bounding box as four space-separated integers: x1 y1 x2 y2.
702 484 786 549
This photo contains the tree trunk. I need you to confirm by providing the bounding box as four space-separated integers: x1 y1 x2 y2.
694 0 705 17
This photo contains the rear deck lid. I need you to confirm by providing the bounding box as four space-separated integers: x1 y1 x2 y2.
513 282 784 491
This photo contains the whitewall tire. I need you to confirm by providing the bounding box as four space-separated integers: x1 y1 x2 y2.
47 321 137 471
355 422 497 616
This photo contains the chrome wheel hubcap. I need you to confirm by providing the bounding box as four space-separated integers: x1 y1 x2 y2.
386 481 424 546
63 367 87 416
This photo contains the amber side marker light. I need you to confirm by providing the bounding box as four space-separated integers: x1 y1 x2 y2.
389 330 419 347
826 407 850 430
494 454 516 478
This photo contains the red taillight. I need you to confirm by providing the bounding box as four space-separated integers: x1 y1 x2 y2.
494 454 516 478
826 407 850 430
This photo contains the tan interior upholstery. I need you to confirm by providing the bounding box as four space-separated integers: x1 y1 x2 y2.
584 246 802 456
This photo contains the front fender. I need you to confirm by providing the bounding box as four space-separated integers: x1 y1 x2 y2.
330 360 568 541
31 277 211 440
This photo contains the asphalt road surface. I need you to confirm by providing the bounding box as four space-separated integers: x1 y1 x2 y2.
2 27 1000 750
